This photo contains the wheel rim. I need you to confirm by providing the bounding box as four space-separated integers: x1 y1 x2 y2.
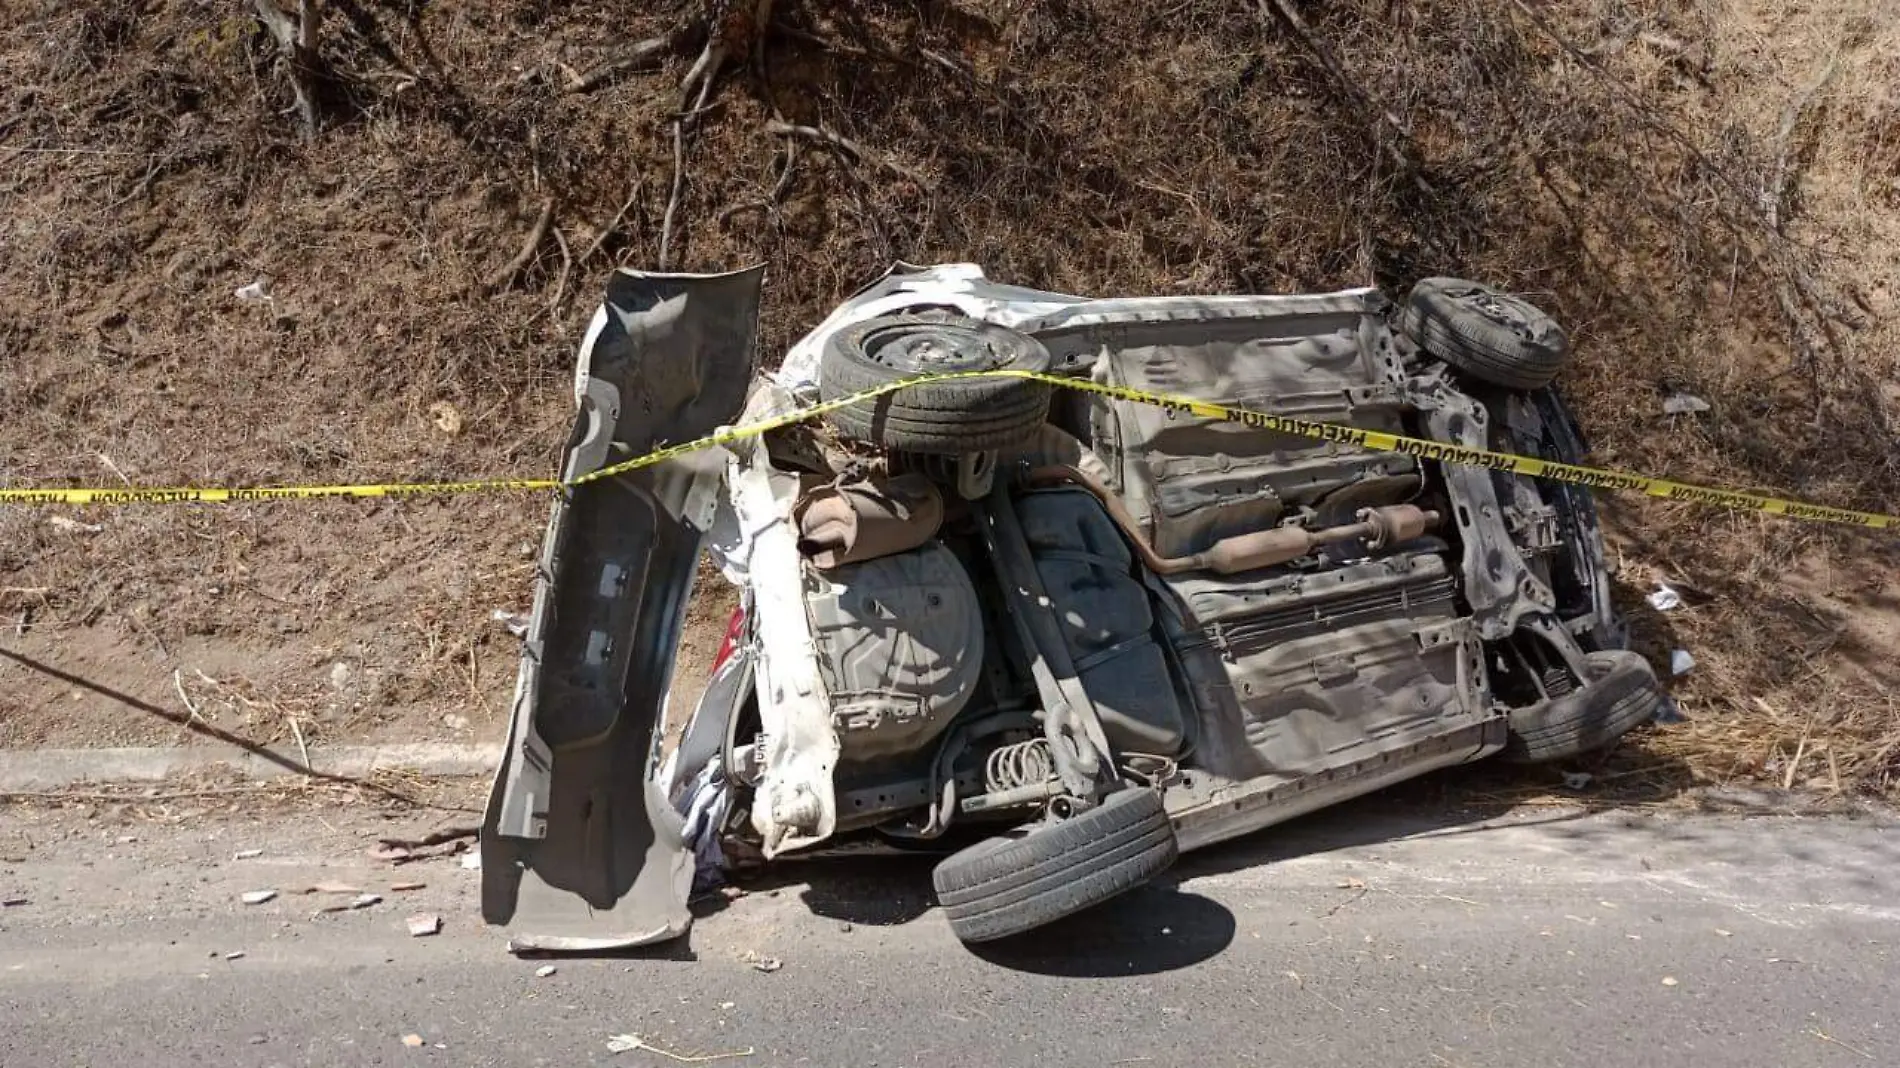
859 321 1014 375
1452 288 1546 343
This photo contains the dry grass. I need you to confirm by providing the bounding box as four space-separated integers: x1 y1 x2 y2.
1 0 1897 795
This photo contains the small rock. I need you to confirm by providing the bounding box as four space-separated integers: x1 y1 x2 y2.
233 849 264 860
46 515 104 535
390 881 426 892
234 278 273 302
116 835 138 844
442 713 470 732
490 609 530 638
406 913 442 937
1647 584 1683 612
1562 771 1594 791
748 955 781 974
224 951 246 961
352 893 384 909
240 889 278 905
1661 976 1679 986
401 1034 425 1048
534 964 557 978
329 661 354 691
1662 392 1711 416
428 401 463 436
838 922 854 934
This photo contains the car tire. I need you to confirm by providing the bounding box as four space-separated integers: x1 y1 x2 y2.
1401 277 1570 391
932 787 1178 944
1502 650 1663 764
818 314 1055 454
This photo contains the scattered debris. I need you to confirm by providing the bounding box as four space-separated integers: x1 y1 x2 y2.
1335 877 1366 890
305 882 363 895
234 849 264 860
234 278 273 302
838 922 853 934
535 964 558 978
329 661 354 692
224 951 246 961
1562 771 1594 790
740 951 782 974
116 835 138 844
460 851 483 871
491 608 530 637
2 896 28 907
46 515 103 535
390 881 426 892
406 913 443 937
1647 583 1683 612
442 713 470 731
1662 392 1711 415
318 893 382 913
401 1034 425 1049
1660 975 1679 986
1670 649 1696 676
606 1033 755 1062
370 846 413 862
240 889 279 905
1715 929 1733 937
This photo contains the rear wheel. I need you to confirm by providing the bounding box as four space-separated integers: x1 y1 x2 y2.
819 314 1055 455
1401 277 1570 391
932 788 1178 943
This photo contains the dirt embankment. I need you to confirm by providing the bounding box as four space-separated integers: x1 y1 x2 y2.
2 1 1898 796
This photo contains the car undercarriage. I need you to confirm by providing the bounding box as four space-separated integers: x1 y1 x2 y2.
479 263 1661 951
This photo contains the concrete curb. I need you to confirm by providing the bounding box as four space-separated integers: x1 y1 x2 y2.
0 743 501 792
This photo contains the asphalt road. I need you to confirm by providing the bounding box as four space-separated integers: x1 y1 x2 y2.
2 795 1896 1068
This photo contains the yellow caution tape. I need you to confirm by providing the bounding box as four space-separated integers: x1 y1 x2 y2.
3 369 1893 531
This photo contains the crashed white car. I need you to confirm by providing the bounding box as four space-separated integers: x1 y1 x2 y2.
479 264 1659 950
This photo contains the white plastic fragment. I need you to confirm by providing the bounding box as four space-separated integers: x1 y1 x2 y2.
1663 393 1711 415
1670 648 1696 676
491 609 529 637
240 889 278 905
535 965 557 978
1647 583 1683 611
235 278 273 302
233 849 264 860
460 851 482 871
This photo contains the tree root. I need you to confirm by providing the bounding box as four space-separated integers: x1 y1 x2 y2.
765 119 928 187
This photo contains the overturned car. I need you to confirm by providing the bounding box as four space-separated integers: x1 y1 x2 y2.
480 264 1660 950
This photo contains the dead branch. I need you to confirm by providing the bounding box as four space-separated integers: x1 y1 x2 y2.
549 224 573 317
565 30 684 93
581 178 644 263
1764 56 1841 233
250 0 324 139
659 0 776 267
1255 0 1429 196
765 119 929 187
484 198 556 293
378 825 478 849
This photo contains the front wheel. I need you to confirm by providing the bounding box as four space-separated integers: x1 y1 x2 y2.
1501 650 1663 763
1401 277 1571 391
931 788 1178 943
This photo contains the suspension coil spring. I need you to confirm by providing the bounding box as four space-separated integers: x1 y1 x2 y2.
986 738 1056 791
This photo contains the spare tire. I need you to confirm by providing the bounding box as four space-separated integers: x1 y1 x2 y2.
1502 650 1662 764
1401 277 1571 391
818 314 1055 455
932 787 1178 944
